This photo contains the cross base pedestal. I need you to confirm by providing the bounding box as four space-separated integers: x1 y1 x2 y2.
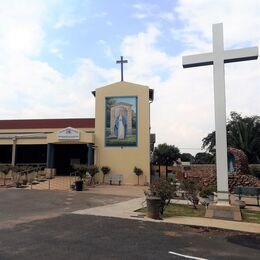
205 204 242 221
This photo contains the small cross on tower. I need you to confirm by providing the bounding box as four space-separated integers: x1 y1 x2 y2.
116 56 128 81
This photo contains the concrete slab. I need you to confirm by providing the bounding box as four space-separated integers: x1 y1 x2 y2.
73 197 260 234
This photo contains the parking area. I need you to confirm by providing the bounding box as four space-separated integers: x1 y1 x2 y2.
0 214 259 260
0 189 134 229
0 188 259 259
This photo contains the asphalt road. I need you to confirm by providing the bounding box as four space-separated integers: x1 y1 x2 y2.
0 214 259 260
0 190 259 259
0 189 132 228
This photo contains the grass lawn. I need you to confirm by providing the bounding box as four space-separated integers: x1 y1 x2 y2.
136 203 206 218
241 209 260 224
137 203 260 224
106 135 137 146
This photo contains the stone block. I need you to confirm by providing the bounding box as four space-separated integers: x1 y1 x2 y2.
205 204 242 221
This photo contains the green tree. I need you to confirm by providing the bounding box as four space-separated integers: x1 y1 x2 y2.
180 153 195 163
133 167 143 185
101 166 111 183
152 143 180 178
194 152 214 164
202 112 260 163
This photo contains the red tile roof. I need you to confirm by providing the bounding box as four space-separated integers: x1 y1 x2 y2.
0 118 95 129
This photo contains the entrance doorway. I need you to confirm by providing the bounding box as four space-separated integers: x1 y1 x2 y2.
53 144 88 175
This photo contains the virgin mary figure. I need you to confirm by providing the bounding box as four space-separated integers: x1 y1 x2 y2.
114 111 127 139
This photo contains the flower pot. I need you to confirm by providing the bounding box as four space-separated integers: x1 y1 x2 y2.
75 180 83 191
16 183 22 188
146 196 161 220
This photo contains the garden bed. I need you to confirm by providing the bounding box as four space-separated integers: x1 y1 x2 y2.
136 203 260 224
136 204 206 218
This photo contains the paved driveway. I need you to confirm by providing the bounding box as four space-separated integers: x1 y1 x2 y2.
0 189 133 229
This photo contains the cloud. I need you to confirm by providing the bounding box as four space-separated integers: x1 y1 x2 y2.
120 1 260 153
97 40 113 58
0 0 258 156
175 0 260 48
48 40 68 59
132 3 175 22
54 15 86 29
0 0 46 58
121 25 174 81
94 11 108 18
52 2 86 29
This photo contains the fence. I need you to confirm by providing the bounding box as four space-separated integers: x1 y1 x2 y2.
0 164 75 191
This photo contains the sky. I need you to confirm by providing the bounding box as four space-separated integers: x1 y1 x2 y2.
0 0 259 155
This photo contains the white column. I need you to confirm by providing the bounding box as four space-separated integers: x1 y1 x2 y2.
11 138 16 166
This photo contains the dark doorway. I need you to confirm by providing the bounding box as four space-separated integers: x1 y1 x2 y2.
0 145 12 164
16 145 47 164
53 144 88 175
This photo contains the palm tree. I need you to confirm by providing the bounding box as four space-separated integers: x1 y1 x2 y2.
228 117 260 163
202 112 260 163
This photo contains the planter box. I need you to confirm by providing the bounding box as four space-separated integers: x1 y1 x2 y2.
75 180 83 191
146 196 161 220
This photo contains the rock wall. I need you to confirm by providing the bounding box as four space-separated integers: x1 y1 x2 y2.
172 165 216 180
153 159 259 191
227 147 249 175
201 173 259 191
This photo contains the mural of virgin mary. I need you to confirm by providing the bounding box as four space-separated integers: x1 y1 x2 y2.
114 111 127 139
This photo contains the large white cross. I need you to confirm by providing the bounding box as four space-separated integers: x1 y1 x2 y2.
182 23 258 204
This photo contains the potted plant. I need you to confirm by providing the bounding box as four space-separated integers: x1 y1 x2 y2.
101 166 111 183
87 165 99 186
133 167 143 185
145 178 176 219
72 164 88 191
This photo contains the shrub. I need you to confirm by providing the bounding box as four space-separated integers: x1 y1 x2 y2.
101 166 111 183
146 178 176 215
87 165 99 185
133 167 143 185
72 164 88 180
180 179 201 209
0 165 11 186
249 164 260 179
199 185 216 198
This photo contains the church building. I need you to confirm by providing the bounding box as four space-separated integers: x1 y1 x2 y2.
0 81 154 185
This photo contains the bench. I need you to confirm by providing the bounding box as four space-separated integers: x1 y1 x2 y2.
105 173 123 185
234 186 260 207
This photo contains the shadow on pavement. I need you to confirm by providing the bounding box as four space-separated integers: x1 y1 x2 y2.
227 234 260 250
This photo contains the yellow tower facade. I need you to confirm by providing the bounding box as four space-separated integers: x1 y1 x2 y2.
94 81 152 185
